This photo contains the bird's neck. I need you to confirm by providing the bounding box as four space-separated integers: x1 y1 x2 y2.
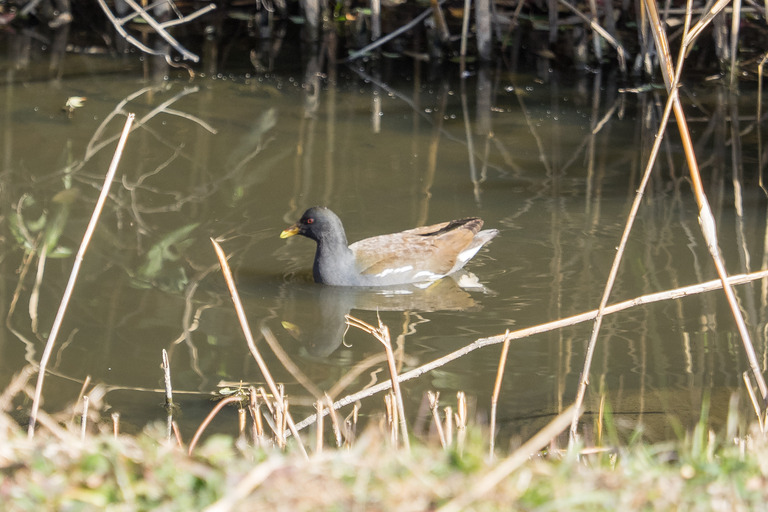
314 233 354 284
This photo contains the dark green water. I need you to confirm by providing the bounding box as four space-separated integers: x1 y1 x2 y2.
1 22 767 445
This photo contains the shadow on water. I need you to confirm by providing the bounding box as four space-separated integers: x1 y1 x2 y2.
1 13 767 444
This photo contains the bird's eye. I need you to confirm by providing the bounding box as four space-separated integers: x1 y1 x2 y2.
306 218 314 224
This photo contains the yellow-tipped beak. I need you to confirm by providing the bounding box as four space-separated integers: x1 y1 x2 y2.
280 225 300 239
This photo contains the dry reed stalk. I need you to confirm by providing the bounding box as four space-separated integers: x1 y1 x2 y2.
459 0 471 73
475 0 492 60
260 326 323 400
759 52 768 198
371 0 381 41
680 0 731 51
295 270 768 432
258 387 275 417
28 113 135 438
456 392 467 454
80 396 89 441
111 412 120 438
238 407 247 437
316 399 324 454
444 405 453 446
743 372 765 432
489 331 511 459
729 0 742 87
597 393 606 444
281 399 289 447
385 392 397 445
162 349 173 407
188 395 243 455
325 393 343 447
252 405 264 445
346 315 410 451
172 421 184 448
248 387 265 447
71 375 91 426
430 0 450 45
210 239 307 458
439 404 577 512
345 404 359 448
428 391 447 448
275 396 285 449
645 0 768 407
254 387 283 441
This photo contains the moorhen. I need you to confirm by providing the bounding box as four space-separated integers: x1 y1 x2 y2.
280 206 497 286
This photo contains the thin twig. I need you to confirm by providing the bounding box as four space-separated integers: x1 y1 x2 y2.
188 395 242 455
428 391 447 448
28 114 135 438
295 270 768 431
162 349 173 407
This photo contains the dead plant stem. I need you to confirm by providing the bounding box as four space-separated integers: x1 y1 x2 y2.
28 113 135 438
188 395 242 455
295 270 768 432
346 314 410 451
490 331 511 459
210 239 308 458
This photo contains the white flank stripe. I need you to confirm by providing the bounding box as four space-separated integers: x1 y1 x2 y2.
376 265 414 278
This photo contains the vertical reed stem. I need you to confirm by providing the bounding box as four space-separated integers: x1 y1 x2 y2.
28 113 135 437
162 349 173 407
490 331 511 459
80 396 89 441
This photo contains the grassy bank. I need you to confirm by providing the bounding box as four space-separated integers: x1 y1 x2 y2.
2 404 767 511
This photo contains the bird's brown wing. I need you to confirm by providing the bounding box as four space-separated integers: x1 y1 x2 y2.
351 221 479 277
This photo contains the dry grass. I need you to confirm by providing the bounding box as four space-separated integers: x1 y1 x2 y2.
2 402 768 511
